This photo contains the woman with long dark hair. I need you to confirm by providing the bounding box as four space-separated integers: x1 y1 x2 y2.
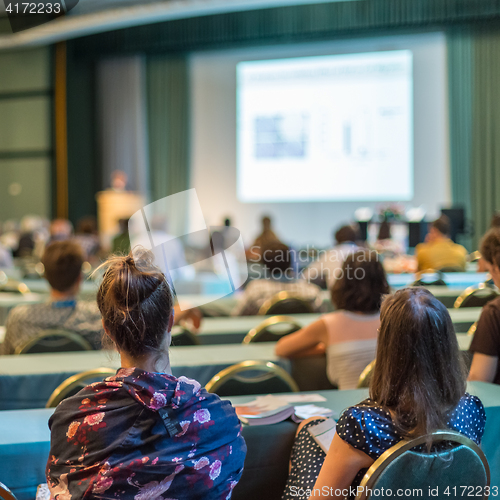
282 288 485 498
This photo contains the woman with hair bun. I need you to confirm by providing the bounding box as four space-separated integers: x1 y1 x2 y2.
46 251 246 500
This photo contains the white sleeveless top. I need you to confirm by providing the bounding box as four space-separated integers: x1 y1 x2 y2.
323 311 379 390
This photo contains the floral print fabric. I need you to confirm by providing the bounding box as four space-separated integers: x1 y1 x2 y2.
46 367 247 499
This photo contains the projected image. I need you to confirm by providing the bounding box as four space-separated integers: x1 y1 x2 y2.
237 50 413 202
254 114 308 159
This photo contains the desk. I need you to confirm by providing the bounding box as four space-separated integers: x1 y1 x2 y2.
0 343 284 410
388 272 488 289
196 309 480 344
2 382 500 500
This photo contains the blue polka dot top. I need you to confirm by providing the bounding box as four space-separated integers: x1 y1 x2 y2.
336 393 486 489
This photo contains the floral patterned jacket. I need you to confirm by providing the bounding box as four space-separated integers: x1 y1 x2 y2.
46 367 247 500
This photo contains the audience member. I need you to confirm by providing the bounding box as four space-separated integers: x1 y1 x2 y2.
46 251 246 499
282 288 485 498
248 215 282 261
415 215 467 271
276 250 389 389
47 218 73 245
112 218 131 254
469 228 500 384
373 219 404 256
233 241 322 316
302 224 359 288
1 241 102 355
74 216 100 261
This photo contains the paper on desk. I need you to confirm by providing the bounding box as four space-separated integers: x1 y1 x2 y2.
254 394 326 404
294 405 335 420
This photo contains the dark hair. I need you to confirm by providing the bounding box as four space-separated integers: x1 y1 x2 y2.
491 212 500 229
377 221 391 241
370 288 466 439
334 225 357 245
77 216 97 235
480 228 500 268
42 241 84 292
432 215 450 236
330 250 389 313
261 241 291 274
96 251 174 357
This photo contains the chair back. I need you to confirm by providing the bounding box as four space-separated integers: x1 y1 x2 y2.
14 329 94 354
205 360 299 397
170 325 200 346
357 359 376 388
0 482 18 500
356 431 490 500
258 292 314 315
243 316 302 344
454 283 500 308
46 367 117 407
0 280 30 295
411 270 447 287
467 321 477 337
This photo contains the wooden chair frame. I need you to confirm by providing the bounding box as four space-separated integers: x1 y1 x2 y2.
357 359 376 389
356 431 490 500
0 482 17 500
258 291 314 316
454 282 500 308
205 360 299 394
243 315 303 344
14 330 94 355
46 367 117 408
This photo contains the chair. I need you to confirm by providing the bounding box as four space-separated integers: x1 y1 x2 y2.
357 359 376 388
438 266 464 273
46 367 117 407
468 321 477 336
410 270 447 287
454 282 500 308
0 279 30 295
356 431 489 500
14 329 94 354
243 316 302 344
0 482 18 500
170 325 200 346
205 360 299 397
258 292 314 315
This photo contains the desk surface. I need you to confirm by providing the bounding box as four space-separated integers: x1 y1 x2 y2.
2 381 500 500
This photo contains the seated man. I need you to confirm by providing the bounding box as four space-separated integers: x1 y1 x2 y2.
232 241 323 316
1 241 103 355
301 224 359 289
415 215 467 271
469 228 500 384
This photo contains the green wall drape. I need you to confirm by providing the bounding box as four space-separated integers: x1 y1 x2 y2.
146 56 190 202
471 26 500 245
447 27 474 248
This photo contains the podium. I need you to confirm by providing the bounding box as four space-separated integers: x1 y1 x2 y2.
96 190 144 250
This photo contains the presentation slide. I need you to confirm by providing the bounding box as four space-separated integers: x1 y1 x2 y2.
237 50 413 203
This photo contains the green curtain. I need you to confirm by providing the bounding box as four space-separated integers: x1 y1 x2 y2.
470 27 500 247
146 55 190 202
447 27 474 249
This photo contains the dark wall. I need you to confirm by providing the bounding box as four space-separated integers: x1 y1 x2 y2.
66 40 100 224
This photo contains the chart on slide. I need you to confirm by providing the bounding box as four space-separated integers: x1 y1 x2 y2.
237 50 413 202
